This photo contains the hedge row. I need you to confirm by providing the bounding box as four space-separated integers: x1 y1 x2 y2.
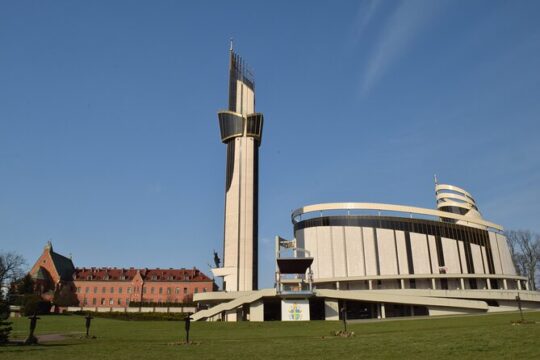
128 301 196 308
72 311 189 321
11 295 52 316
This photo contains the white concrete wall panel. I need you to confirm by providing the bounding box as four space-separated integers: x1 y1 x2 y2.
376 229 398 276
442 237 461 274
428 235 439 273
303 227 319 278
316 227 334 278
458 241 468 273
331 227 347 277
471 243 485 274
496 233 517 275
481 247 489 274
344 226 365 277
295 229 305 256
410 233 430 275
488 232 504 274
362 228 378 276
395 231 409 275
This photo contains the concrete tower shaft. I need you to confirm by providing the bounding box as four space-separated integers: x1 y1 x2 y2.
214 48 264 292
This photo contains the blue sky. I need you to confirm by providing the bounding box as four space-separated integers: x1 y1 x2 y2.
1 0 539 288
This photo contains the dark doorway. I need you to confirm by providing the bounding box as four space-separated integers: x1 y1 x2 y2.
339 300 376 320
309 298 325 320
263 299 281 321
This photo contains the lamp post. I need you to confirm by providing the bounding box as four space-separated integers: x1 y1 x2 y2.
184 315 192 344
515 294 524 322
340 303 348 333
85 313 94 338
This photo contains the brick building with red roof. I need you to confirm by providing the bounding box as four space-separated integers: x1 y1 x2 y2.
29 242 214 308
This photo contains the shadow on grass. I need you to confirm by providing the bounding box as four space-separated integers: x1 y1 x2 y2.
2 341 84 351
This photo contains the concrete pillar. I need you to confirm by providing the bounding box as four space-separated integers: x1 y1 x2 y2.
525 281 530 290
381 303 386 319
460 278 465 290
503 279 508 290
487 279 492 290
250 300 264 322
400 279 405 289
324 299 339 321
336 281 340 290
517 280 522 290
431 278 436 290
225 310 237 322
368 280 373 290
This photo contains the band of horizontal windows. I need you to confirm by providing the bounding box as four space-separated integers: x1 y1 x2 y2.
246 113 264 140
218 111 264 143
218 111 244 142
294 215 490 247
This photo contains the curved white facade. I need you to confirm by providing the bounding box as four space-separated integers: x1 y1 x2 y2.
293 185 525 293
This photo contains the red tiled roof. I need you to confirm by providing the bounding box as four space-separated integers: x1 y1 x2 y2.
73 267 211 282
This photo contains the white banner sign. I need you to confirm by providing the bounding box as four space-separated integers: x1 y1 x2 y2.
281 299 310 321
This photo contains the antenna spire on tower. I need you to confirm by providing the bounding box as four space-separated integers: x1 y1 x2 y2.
230 38 234 52
434 174 439 185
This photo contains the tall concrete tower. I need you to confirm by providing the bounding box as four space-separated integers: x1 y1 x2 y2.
213 46 264 292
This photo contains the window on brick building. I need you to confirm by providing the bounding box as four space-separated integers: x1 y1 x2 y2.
203 288 207 293
110 287 114 293
119 287 123 293
76 287 81 293
127 287 132 294
167 288 171 295
118 299 122 305
143 287 147 294
151 287 154 294
194 288 198 293
183 288 187 294
175 288 180 294
109 298 113 305
151 275 157 280
92 298 96 305
83 298 88 305
101 298 105 305
94 287 97 294
159 287 163 294
85 287 89 294
102 287 106 293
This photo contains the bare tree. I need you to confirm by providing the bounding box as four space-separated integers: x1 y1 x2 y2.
505 230 540 291
0 252 26 295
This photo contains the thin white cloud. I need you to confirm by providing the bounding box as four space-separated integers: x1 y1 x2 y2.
351 0 381 44
360 0 445 95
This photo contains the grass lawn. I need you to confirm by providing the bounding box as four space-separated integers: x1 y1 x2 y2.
1 311 539 359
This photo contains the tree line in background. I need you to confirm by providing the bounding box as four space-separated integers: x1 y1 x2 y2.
505 230 540 291
0 251 25 344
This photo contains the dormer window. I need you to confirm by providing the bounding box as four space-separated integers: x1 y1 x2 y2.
120 275 126 280
151 275 157 280
87 275 92 280
104 275 110 280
